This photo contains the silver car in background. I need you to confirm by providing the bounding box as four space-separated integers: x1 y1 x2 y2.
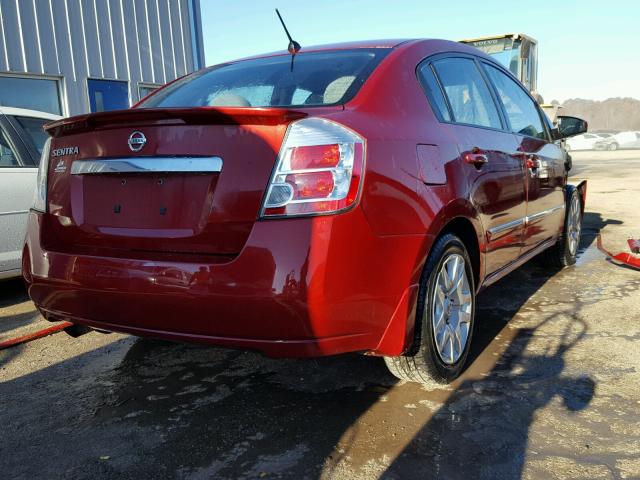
594 131 640 151
0 107 60 279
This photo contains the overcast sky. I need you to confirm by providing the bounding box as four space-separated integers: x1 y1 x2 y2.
201 0 639 103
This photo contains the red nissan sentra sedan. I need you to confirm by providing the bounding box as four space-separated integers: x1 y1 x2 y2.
23 39 587 384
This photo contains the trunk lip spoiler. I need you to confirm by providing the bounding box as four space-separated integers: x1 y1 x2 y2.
44 106 316 138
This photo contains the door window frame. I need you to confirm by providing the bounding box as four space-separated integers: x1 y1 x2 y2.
416 52 553 143
4 115 48 165
478 60 553 142
416 52 509 133
0 114 33 168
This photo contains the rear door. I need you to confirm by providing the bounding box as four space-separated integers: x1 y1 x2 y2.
0 114 37 276
427 56 527 275
482 63 566 253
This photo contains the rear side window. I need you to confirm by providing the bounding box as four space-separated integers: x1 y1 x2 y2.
432 57 502 129
140 49 390 108
417 64 451 122
483 64 547 140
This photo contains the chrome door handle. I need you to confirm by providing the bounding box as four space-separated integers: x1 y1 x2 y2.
525 154 541 170
463 149 489 168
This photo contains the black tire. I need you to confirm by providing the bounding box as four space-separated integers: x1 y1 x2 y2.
609 142 619 151
542 187 582 268
384 233 475 386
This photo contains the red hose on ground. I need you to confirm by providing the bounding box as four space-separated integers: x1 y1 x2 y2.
0 321 73 350
597 234 640 270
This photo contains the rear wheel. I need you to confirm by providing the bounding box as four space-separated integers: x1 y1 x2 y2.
384 234 475 385
542 188 582 267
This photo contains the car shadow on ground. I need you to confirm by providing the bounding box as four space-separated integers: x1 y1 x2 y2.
0 278 29 308
0 278 41 337
381 235 598 479
581 211 623 250
0 332 401 479
1 235 598 479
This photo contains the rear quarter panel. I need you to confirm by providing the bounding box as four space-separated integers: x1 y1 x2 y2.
331 41 486 281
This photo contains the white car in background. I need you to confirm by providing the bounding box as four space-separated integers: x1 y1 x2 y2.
565 132 612 151
0 107 61 279
594 131 640 151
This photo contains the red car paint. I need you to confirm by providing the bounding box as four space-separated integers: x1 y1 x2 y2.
23 39 572 357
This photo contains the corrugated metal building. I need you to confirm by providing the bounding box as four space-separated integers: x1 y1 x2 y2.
0 0 204 117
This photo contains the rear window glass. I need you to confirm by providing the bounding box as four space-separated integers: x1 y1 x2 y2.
139 49 390 109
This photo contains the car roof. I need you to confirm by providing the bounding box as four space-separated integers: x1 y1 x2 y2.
0 106 61 121
218 39 416 64
208 38 493 72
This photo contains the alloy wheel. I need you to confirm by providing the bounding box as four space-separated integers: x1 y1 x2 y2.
432 254 473 365
567 194 582 255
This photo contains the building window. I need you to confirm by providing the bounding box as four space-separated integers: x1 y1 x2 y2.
87 79 130 113
0 76 62 116
138 84 162 101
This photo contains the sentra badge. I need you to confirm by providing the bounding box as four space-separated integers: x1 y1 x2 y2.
52 146 79 157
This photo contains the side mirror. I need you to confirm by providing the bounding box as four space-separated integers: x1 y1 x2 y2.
554 116 588 140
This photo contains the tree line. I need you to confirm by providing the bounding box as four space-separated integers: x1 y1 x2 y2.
553 97 640 132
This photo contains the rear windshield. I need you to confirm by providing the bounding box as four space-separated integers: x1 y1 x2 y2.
139 48 390 109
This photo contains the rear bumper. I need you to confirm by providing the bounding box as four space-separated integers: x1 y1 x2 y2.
24 210 429 357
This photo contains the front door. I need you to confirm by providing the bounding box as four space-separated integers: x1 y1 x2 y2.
517 137 565 251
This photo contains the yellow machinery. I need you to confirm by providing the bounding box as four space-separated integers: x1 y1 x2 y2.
460 33 562 121
461 33 538 94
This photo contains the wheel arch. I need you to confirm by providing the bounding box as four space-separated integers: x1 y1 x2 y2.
425 199 485 290
373 201 485 357
438 216 482 290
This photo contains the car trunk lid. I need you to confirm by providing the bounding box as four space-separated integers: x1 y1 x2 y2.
43 107 312 259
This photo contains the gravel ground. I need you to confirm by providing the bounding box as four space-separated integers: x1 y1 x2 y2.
1 150 639 480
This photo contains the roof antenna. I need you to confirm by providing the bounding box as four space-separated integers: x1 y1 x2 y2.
275 9 301 54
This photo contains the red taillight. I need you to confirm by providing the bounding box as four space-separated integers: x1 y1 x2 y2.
286 171 335 199
261 118 365 218
290 144 341 170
